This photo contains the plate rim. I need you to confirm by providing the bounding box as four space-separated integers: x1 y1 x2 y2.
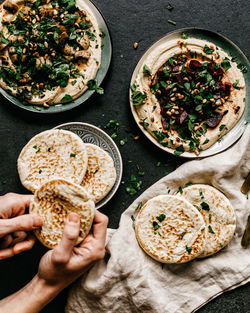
0 0 112 114
53 121 123 209
129 27 249 159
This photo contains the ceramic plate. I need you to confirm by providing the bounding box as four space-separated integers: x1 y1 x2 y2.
0 0 112 114
54 122 123 209
130 28 250 158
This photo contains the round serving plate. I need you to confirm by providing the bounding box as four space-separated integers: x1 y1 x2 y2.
129 28 250 158
54 122 123 209
0 0 112 114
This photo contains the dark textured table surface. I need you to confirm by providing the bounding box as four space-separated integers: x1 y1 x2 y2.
0 0 249 312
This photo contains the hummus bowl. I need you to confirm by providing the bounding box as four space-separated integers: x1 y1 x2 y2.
0 0 112 113
130 28 249 158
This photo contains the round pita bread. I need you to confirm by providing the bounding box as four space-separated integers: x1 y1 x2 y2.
29 179 95 249
81 144 116 203
135 195 206 263
18 129 88 192
181 184 236 257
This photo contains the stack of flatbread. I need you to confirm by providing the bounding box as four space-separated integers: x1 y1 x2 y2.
17 129 117 248
135 184 236 263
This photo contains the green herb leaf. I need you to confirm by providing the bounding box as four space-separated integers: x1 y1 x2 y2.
208 225 215 234
39 169 42 174
87 79 104 94
70 153 76 157
203 138 209 145
143 64 151 77
219 124 226 131
166 3 174 11
135 202 143 211
120 138 128 146
167 19 176 25
61 94 73 103
181 33 188 39
232 79 240 90
130 84 147 106
199 189 204 199
153 221 160 230
221 58 231 70
156 214 166 222
185 245 192 254
237 63 247 73
131 215 135 222
174 145 184 156
201 202 210 211
177 186 183 194
203 45 214 54
181 232 186 239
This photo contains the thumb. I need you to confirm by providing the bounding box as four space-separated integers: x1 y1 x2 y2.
52 213 80 264
0 214 43 238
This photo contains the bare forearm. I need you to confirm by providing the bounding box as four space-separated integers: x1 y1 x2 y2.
0 275 63 313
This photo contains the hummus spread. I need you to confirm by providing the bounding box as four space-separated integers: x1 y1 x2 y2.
0 0 102 106
131 36 246 155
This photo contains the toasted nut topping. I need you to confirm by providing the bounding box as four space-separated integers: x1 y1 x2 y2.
133 42 139 49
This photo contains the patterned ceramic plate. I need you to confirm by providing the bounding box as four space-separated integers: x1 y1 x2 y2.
0 0 112 114
130 28 249 158
54 122 123 209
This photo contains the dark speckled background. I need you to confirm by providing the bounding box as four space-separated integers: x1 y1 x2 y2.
0 0 249 312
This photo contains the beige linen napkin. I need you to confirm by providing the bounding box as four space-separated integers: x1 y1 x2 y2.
66 125 250 313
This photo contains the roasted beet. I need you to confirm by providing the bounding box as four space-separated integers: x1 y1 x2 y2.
162 118 169 130
172 65 180 72
220 82 231 96
206 114 223 128
179 110 188 124
189 60 201 70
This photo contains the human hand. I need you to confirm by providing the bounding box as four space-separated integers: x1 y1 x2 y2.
37 210 108 291
0 193 43 260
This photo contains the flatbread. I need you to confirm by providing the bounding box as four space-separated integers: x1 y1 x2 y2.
135 195 206 263
29 179 95 249
81 144 116 203
18 129 88 192
181 184 236 257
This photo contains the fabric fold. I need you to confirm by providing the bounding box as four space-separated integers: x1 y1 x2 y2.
66 125 250 313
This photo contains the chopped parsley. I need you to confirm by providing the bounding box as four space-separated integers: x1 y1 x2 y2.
208 225 215 234
232 80 240 90
131 215 135 222
70 153 76 157
219 124 227 131
143 65 151 77
104 120 120 138
203 45 214 54
221 58 231 70
181 231 186 239
199 189 204 199
130 84 147 106
166 3 174 11
174 145 185 156
177 186 183 194
185 245 192 254
61 94 73 103
126 175 142 196
237 63 248 73
120 138 128 146
185 181 193 187
135 202 143 211
167 19 176 25
156 214 166 222
87 79 104 94
153 221 160 230
181 33 188 39
200 201 210 211
39 169 42 174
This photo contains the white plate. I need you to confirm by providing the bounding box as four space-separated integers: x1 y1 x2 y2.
129 28 249 158
54 122 123 209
